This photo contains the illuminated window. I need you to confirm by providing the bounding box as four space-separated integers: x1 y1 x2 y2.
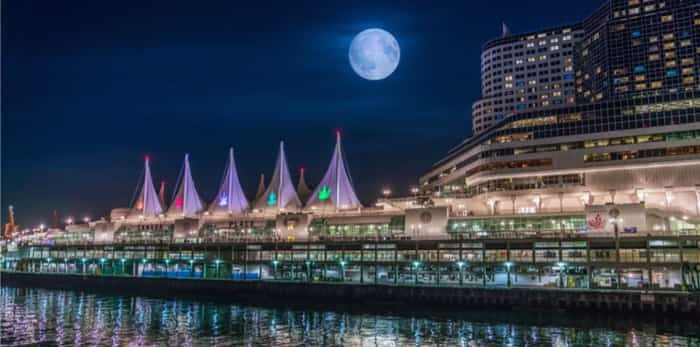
661 15 673 23
650 81 662 88
648 54 660 61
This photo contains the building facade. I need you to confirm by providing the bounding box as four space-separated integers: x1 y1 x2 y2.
472 25 582 134
472 0 700 135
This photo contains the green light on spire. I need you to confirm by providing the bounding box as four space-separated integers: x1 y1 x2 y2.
267 191 277 206
318 185 332 201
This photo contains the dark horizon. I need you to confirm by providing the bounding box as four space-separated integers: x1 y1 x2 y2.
2 0 600 227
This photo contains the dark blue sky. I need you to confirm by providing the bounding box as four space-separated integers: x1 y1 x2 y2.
2 0 599 227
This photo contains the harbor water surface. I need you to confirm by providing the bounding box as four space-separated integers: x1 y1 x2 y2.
1 286 699 346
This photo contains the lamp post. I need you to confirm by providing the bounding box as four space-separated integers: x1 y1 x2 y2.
272 260 279 280
99 258 106 275
557 262 568 288
120 258 127 275
214 259 221 279
382 188 391 199
412 260 421 285
504 261 514 288
457 261 465 286
305 260 311 282
339 260 347 282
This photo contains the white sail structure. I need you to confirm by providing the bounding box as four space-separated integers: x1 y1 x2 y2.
306 132 361 209
254 142 301 210
130 156 163 217
167 154 204 216
209 148 249 214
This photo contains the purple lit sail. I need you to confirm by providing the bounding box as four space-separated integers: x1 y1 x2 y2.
254 142 301 210
167 154 204 216
306 132 361 209
209 148 249 214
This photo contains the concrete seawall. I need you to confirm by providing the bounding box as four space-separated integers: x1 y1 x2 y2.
3 272 699 316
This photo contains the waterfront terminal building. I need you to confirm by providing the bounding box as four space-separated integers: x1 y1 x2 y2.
2 0 700 293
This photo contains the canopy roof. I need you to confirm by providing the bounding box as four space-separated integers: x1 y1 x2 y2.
167 154 204 216
254 142 301 210
130 157 163 217
306 132 361 209
209 148 249 214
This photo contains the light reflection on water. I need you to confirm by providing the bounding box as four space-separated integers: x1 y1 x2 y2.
1 287 698 346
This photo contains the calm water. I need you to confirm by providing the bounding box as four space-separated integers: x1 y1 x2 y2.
1 287 699 346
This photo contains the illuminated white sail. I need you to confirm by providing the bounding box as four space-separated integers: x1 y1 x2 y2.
307 132 361 209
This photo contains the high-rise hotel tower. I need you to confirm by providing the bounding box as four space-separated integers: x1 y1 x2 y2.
471 0 700 135
423 0 700 227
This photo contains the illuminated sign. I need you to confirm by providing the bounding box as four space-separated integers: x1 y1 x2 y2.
267 192 277 207
218 193 228 207
318 185 331 201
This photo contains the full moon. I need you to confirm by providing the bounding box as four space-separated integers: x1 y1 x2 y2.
349 28 400 81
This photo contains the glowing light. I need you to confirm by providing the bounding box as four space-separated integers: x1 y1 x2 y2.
218 193 228 207
267 192 277 207
175 196 183 209
318 185 332 201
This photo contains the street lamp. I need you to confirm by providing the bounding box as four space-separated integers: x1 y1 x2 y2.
412 260 421 285
272 259 279 279
83 217 90 223
339 260 347 282
305 260 312 282
382 188 391 198
504 261 514 288
65 218 73 225
214 259 222 279
556 261 568 288
457 261 465 286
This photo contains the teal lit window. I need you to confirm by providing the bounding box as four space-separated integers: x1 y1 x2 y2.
666 69 678 77
634 65 646 73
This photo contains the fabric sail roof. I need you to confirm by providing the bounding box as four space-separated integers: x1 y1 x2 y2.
167 153 204 216
254 142 301 210
131 157 163 217
306 132 361 209
209 148 249 214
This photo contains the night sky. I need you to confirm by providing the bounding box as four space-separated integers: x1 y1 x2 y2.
2 0 599 227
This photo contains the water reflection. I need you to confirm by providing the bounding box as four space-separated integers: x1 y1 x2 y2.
1 286 698 346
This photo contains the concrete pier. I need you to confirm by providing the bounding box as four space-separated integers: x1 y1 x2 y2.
2 272 698 316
